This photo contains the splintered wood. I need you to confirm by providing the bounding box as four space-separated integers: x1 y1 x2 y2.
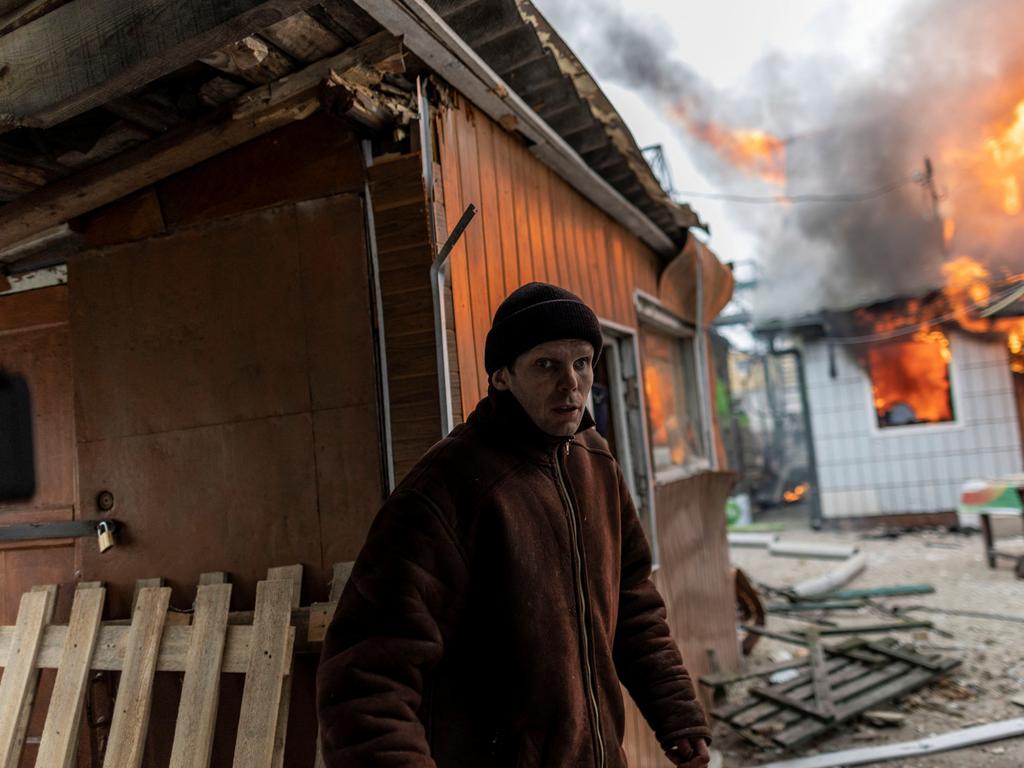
0 564 341 767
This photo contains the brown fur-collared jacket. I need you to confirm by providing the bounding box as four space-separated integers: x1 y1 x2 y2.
317 390 709 767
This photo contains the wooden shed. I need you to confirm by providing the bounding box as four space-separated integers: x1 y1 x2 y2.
0 0 738 764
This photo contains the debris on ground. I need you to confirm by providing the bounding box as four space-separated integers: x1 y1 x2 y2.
706 638 960 750
718 522 1024 766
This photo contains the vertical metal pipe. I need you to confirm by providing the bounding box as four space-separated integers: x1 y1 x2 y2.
418 79 456 437
362 141 396 492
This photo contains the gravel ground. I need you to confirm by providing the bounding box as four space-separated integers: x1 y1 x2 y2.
714 507 1024 767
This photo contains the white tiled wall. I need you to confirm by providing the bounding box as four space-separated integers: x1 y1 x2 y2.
804 333 1024 518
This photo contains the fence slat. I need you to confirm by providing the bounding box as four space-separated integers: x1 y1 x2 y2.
5 584 57 768
267 566 302 768
36 587 106 768
168 583 232 768
102 587 170 768
232 579 294 768
0 589 53 765
314 561 353 768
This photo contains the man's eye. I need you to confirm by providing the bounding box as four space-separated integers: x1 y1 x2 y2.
536 359 553 369
574 358 590 371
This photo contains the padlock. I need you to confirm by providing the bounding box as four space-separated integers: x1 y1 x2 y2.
96 520 116 553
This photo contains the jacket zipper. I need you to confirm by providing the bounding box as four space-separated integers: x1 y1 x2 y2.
554 439 606 768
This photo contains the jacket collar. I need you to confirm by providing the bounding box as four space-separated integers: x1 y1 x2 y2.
468 387 595 463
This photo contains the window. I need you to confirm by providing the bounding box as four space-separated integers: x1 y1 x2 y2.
867 331 955 428
641 329 707 474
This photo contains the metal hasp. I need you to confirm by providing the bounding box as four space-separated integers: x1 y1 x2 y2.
0 519 122 553
430 203 477 436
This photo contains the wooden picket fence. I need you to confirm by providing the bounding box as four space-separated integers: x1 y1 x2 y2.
0 562 350 768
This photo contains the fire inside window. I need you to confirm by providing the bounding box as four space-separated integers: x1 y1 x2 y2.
867 331 955 428
641 330 704 469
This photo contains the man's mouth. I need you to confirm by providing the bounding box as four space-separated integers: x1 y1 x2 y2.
553 404 580 414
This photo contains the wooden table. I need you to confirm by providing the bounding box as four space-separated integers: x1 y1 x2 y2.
979 485 1024 579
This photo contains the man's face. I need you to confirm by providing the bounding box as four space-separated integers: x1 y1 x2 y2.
491 339 595 437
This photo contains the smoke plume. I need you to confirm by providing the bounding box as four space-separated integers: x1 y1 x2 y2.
537 0 1024 320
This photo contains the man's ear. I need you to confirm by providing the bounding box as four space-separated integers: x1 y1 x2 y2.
491 367 512 391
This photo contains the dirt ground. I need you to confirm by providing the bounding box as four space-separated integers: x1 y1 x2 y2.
714 505 1024 767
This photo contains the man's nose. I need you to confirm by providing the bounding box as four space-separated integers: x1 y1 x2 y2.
558 366 579 391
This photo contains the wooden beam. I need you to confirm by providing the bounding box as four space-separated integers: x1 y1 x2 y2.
0 31 403 251
200 36 295 84
0 0 319 130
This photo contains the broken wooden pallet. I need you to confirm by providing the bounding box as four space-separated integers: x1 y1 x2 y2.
0 561 352 768
712 638 960 750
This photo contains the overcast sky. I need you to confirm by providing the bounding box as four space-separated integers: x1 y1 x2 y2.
533 0 915 267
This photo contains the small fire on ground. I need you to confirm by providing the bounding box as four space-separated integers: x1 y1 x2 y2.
783 481 810 504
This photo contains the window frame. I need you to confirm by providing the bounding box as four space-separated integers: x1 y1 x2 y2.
635 292 713 485
592 319 660 568
864 333 967 437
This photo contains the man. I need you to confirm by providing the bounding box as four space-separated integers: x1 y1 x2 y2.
318 283 711 767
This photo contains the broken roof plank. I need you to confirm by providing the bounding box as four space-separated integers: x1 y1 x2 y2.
751 717 1024 768
0 30 402 251
0 0 318 130
260 10 343 62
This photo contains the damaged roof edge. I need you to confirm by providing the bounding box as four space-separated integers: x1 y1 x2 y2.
350 0 681 256
512 0 704 234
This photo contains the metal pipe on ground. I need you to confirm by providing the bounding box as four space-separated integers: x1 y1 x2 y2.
769 541 859 560
791 552 868 599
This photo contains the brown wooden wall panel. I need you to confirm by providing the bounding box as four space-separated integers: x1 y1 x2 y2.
436 98 661 416
0 284 68 334
73 187 166 249
77 415 318 614
70 194 383 615
621 471 740 766
156 113 365 229
70 210 312 443
294 196 378 411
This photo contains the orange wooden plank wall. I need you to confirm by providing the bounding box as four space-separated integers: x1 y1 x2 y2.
436 97 661 415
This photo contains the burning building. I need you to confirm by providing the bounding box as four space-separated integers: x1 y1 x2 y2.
761 263 1024 526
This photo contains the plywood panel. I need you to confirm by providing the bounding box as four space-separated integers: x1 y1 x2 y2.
314 406 387 564
70 209 312 443
294 195 377 411
77 415 319 617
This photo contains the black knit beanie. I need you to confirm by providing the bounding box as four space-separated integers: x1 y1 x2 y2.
484 282 603 375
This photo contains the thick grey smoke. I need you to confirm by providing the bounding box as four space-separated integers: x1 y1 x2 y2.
536 0 1024 320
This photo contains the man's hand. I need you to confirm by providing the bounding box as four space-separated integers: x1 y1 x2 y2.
666 737 711 767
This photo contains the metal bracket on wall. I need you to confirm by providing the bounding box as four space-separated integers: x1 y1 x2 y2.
0 519 122 552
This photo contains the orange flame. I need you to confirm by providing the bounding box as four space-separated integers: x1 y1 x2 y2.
783 481 809 503
671 105 785 184
942 218 956 247
984 100 1024 215
868 330 954 426
941 256 994 333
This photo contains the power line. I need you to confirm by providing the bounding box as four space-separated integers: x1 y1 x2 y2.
674 176 917 204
